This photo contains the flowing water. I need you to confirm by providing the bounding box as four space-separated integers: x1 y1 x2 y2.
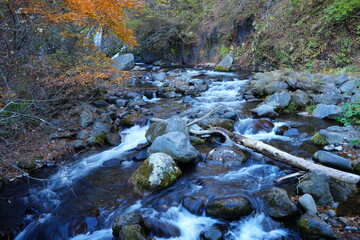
0 69 338 240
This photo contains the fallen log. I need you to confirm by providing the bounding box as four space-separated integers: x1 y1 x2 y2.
189 127 360 185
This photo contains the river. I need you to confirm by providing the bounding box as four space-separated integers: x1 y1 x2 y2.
0 68 337 240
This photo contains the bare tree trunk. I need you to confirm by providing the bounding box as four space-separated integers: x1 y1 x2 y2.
190 127 360 185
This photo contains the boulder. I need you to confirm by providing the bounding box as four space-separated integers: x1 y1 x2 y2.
312 104 343 119
121 113 146 127
339 80 357 93
128 96 147 108
291 90 310 108
145 117 189 143
129 153 182 196
147 132 200 163
197 118 234 131
313 151 351 171
125 92 143 100
112 53 135 70
71 140 87 150
298 170 333 204
205 196 252 221
329 179 356 202
106 133 121 146
297 211 336 240
319 129 343 144
298 194 317 213
263 91 291 110
215 53 233 71
251 104 278 118
93 100 109 108
112 212 148 239
93 122 112 133
152 72 167 81
206 146 247 165
313 85 342 105
79 109 94 128
296 74 325 92
263 187 298 219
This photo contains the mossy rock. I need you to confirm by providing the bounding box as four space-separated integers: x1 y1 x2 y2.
206 196 252 221
352 161 360 175
297 212 336 240
129 153 182 196
119 224 146 240
121 113 142 127
263 187 298 219
197 118 234 131
311 132 328 145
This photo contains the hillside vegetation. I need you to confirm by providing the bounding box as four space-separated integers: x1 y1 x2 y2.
134 0 360 72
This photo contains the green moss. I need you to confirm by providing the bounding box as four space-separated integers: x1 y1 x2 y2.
311 132 328 145
215 66 231 72
132 160 152 193
94 132 107 145
282 101 299 113
305 105 316 114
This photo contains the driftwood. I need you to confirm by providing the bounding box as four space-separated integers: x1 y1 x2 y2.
189 127 360 185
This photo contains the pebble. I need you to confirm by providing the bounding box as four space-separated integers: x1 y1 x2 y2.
331 202 339 209
320 213 329 221
345 226 359 231
326 210 336 217
338 217 349 225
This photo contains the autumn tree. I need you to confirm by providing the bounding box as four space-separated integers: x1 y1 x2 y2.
0 0 143 141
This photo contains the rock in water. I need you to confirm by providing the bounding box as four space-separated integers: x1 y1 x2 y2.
112 53 135 70
145 117 189 143
297 211 336 240
129 153 182 196
205 196 252 221
147 132 200 163
263 187 298 219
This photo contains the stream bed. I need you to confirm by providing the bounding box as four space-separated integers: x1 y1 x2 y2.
0 69 338 240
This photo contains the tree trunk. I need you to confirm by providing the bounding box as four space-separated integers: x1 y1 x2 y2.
190 127 360 185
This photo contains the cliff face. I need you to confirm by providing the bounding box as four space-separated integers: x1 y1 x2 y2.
135 0 359 72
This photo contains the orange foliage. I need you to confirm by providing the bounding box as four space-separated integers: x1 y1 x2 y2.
27 0 144 46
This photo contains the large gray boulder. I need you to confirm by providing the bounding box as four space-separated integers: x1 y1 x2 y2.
312 104 343 119
297 211 336 240
207 146 247 165
251 104 278 118
145 117 189 143
339 80 357 93
112 53 135 70
291 90 310 108
205 196 252 221
298 170 333 204
263 91 291 110
313 85 342 105
313 151 351 171
263 187 298 219
215 53 233 71
129 153 182 196
147 132 200 163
